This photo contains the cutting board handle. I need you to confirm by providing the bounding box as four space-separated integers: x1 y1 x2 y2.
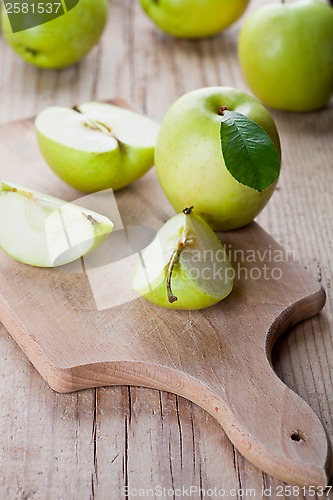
199 287 332 487
205 355 332 488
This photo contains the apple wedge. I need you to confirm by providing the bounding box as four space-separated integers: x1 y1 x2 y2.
35 102 160 193
132 208 234 310
0 182 113 267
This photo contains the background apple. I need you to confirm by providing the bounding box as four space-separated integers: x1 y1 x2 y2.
140 0 249 39
155 87 281 231
35 102 160 193
238 0 333 112
1 0 108 69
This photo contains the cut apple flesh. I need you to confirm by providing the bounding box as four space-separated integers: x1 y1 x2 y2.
132 209 234 310
35 102 160 153
0 182 113 267
77 102 160 148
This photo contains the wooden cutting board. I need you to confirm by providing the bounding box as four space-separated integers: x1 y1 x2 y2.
0 101 330 487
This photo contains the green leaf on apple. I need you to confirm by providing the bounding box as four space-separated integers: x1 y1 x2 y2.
220 111 280 193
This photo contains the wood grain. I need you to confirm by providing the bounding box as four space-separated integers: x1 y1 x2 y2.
0 0 332 498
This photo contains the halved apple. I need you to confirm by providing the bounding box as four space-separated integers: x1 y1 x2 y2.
0 182 113 267
35 102 160 193
132 208 234 310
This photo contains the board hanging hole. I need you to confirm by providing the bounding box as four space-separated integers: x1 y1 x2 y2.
290 431 307 443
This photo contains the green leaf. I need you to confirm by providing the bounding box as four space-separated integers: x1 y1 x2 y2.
220 111 280 193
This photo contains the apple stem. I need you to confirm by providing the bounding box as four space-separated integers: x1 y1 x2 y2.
166 248 180 304
219 106 229 116
167 208 195 302
167 238 191 304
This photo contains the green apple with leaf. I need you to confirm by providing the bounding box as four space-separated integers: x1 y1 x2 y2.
155 87 281 231
1 0 108 69
132 207 234 310
35 102 160 193
140 0 249 39
238 0 333 112
0 181 113 267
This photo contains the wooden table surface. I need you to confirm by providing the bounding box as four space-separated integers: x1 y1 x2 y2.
0 1 332 498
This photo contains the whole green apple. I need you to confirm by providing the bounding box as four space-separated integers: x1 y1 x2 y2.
238 0 333 112
1 0 108 69
155 87 281 231
132 207 234 310
35 102 160 193
140 0 249 39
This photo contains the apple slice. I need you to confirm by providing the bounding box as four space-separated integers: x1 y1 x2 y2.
132 208 234 310
0 182 113 267
35 102 160 193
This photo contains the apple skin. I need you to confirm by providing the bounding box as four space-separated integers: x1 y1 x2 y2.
136 263 226 311
36 131 157 193
140 0 249 39
1 0 108 69
238 0 333 112
155 87 281 231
